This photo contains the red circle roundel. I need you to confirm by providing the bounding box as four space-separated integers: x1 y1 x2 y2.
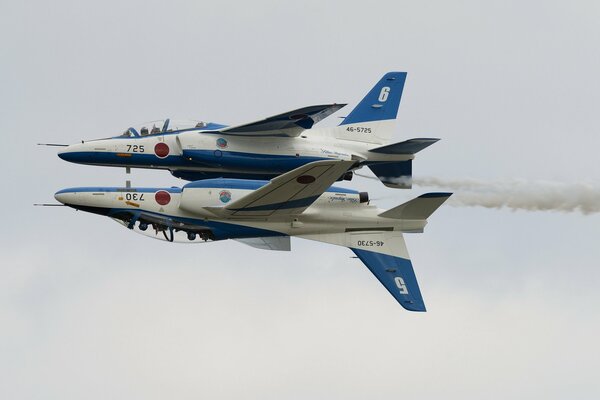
155 190 171 205
154 142 170 158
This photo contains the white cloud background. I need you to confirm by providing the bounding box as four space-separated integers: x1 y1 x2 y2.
2 1 599 398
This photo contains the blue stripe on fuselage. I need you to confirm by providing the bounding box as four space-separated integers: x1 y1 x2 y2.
182 149 329 171
56 181 357 195
55 187 183 195
58 152 187 167
59 149 331 174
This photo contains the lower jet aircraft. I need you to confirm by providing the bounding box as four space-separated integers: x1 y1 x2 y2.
56 72 438 189
54 160 451 311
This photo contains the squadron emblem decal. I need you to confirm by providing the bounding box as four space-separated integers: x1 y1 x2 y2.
219 190 232 203
216 138 228 149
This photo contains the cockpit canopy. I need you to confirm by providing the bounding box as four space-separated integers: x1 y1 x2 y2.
118 119 207 138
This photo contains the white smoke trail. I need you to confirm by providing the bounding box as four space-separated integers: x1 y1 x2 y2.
413 177 600 214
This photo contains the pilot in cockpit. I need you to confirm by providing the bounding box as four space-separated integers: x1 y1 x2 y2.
151 125 160 135
140 127 149 136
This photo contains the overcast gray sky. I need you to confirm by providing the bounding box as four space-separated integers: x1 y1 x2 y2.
2 1 600 399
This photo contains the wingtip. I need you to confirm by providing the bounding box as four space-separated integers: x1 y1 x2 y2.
402 302 427 312
418 192 453 199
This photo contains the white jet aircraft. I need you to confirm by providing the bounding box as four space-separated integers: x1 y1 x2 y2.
54 160 451 311
56 72 438 189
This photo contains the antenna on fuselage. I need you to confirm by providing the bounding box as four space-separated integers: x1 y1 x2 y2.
125 167 131 188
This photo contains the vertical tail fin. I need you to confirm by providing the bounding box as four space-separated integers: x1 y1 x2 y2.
334 72 407 144
298 231 426 311
340 72 407 126
368 160 413 189
352 247 426 312
298 193 451 311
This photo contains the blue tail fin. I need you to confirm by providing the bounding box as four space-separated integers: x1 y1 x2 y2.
340 72 407 126
298 230 429 311
352 248 426 312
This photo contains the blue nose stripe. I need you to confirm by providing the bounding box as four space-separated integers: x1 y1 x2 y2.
57 151 184 167
55 188 78 195
57 151 81 162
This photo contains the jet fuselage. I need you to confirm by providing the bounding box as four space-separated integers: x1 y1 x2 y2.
54 180 426 243
58 127 414 181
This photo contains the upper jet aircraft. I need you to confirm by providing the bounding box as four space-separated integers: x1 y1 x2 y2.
57 72 438 188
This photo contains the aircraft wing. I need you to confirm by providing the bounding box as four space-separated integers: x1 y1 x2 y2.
216 104 346 137
205 160 356 218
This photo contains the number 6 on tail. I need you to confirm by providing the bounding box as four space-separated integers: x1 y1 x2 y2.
395 276 409 294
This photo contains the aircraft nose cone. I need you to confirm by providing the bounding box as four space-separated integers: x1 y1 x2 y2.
54 191 68 204
54 189 75 205
57 142 94 163
57 150 68 161
57 146 78 162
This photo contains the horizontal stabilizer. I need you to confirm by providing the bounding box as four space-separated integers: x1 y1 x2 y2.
234 236 291 251
218 104 346 137
379 193 452 220
369 138 439 154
